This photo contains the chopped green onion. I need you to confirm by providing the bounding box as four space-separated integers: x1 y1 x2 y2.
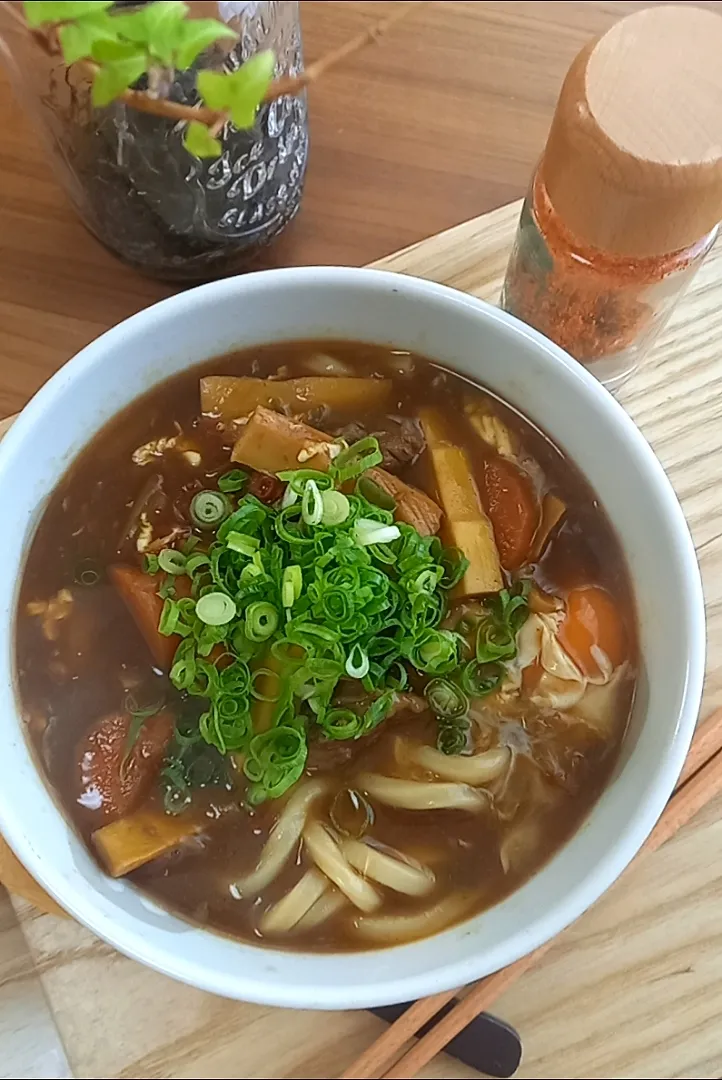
200 698 251 754
159 598 181 636
148 466 479 804
473 583 531 666
354 517 401 547
425 677 468 719
186 552 211 577
125 690 165 718
278 469 333 494
226 531 260 557
217 469 247 493
281 484 299 509
121 691 165 773
384 661 409 690
319 708 363 740
330 436 383 485
143 553 160 575
437 715 470 756
251 666 283 702
439 546 470 590
196 591 236 626
240 561 264 585
319 691 395 741
321 489 350 526
230 625 255 660
412 567 441 594
190 490 230 529
158 548 187 575
217 500 269 543
244 725 307 803
158 575 176 600
476 620 516 663
219 660 251 696
497 584 531 633
74 559 102 587
356 475 396 511
245 601 279 641
461 660 503 697
345 644 370 680
362 691 396 733
407 628 460 675
301 479 324 526
169 638 197 690
282 564 302 608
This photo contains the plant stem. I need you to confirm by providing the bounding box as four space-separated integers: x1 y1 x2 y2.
119 86 219 126
264 0 429 104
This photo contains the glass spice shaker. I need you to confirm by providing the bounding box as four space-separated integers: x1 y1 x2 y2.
500 5 722 390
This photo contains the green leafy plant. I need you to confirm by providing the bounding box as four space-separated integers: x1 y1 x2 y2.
19 0 426 160
23 0 273 157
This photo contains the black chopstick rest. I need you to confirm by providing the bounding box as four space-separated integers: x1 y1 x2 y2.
368 1001 522 1078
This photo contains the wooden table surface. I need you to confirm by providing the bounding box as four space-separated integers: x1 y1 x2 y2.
0 0 718 421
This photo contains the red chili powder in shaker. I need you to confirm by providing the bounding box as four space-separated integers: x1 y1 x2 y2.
503 172 698 364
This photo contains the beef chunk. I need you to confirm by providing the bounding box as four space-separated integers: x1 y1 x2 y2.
334 416 426 474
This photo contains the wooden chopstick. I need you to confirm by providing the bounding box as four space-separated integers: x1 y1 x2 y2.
342 707 722 1080
341 990 458 1080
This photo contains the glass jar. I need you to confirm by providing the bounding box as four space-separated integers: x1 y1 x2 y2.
500 6 722 391
501 170 718 390
0 1 309 282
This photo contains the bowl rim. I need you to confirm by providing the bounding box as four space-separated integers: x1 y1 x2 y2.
0 265 705 1009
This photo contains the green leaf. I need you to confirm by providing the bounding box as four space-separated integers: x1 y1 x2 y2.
23 1 112 28
112 1 189 66
57 11 116 65
174 18 237 70
226 49 275 129
146 1 191 65
196 69 231 112
183 121 222 159
92 37 145 63
109 11 152 43
198 51 275 131
92 54 148 107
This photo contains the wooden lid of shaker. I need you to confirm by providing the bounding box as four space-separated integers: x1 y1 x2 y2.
539 5 722 258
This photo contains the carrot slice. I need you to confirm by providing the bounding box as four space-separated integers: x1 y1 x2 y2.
481 457 539 571
558 585 626 678
110 565 188 670
76 710 174 824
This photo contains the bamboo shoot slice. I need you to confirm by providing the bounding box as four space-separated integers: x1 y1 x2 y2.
93 808 203 877
231 407 335 473
419 409 502 595
201 376 391 421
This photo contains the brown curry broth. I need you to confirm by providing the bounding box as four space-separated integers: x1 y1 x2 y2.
15 341 636 950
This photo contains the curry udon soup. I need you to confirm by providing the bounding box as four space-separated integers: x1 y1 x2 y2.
16 342 636 950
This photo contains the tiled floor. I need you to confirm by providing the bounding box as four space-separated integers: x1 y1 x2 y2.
0 887 71 1079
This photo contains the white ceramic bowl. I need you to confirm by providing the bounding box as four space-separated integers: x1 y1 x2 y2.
0 267 705 1009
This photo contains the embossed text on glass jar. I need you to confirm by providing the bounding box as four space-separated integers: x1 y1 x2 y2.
0 1 309 282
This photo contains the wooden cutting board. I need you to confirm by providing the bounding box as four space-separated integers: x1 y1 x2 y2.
6 199 722 1079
